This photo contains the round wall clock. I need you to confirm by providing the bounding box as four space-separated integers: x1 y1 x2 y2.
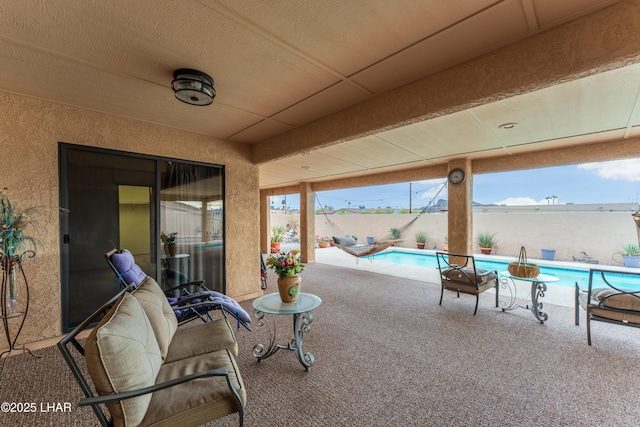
448 168 466 184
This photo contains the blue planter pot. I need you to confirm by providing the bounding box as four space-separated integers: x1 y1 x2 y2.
622 255 640 268
366 236 375 244
541 248 556 260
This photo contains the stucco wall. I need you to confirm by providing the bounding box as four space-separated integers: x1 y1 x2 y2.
272 209 639 266
0 92 260 350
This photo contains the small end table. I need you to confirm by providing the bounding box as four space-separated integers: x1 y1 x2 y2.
499 271 559 323
252 292 322 371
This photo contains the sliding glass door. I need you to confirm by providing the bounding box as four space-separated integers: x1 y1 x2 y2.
59 144 225 331
159 160 225 293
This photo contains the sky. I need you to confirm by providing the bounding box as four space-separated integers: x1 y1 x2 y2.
271 158 640 211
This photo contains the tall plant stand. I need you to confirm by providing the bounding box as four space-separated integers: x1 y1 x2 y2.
1 252 40 376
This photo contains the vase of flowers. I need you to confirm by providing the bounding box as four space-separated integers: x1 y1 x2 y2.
1 188 40 314
266 249 305 303
161 231 178 256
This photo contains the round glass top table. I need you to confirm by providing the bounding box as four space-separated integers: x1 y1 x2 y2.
252 293 322 371
499 271 559 323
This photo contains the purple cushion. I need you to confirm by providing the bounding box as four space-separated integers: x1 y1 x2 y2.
207 290 252 324
111 249 251 325
169 291 251 325
110 250 147 286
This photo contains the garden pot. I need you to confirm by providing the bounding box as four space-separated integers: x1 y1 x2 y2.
277 274 301 303
164 243 177 256
443 244 448 252
270 242 281 253
416 242 425 249
480 247 492 255
541 248 556 260
318 242 328 248
622 255 640 268
366 236 375 244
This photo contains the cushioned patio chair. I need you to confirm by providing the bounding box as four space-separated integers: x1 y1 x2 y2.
58 283 246 427
106 248 251 330
436 251 499 315
575 268 640 345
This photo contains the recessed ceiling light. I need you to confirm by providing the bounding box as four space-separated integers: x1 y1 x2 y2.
499 122 517 129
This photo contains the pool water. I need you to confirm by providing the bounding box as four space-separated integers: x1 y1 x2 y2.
193 242 223 249
371 250 640 289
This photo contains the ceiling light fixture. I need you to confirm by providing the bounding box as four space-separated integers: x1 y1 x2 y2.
498 122 517 129
171 68 215 106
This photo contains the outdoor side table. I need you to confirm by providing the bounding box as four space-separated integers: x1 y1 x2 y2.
498 271 559 323
252 292 322 371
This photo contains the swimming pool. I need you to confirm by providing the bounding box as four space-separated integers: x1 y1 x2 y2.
371 250 640 289
193 242 223 249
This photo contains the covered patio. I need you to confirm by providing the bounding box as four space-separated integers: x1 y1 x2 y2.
1 2 640 425
2 261 639 426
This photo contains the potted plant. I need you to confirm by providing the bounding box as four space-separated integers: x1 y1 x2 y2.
443 235 448 252
161 231 178 256
270 225 285 253
476 232 496 255
1 189 42 315
415 231 428 249
266 249 305 302
390 227 401 240
617 243 640 268
317 239 328 248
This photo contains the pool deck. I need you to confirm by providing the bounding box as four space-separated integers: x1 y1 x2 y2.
309 245 635 309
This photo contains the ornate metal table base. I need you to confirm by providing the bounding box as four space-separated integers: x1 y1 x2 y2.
252 310 315 371
251 292 322 371
498 272 558 323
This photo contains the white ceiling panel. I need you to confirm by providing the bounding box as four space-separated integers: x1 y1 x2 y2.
318 136 424 169
376 111 503 159
351 0 532 92
213 0 499 77
471 64 640 146
271 81 373 127
532 0 622 28
0 0 635 189
228 119 295 144
275 151 368 176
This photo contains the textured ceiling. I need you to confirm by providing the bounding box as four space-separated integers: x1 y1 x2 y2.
0 0 635 189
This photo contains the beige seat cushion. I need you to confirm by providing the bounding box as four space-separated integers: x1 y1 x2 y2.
165 318 239 363
138 350 246 427
593 288 640 312
442 268 497 292
132 276 178 360
590 307 640 324
85 293 162 427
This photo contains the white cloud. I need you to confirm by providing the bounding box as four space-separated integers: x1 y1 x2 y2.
417 179 447 186
495 197 561 206
578 159 640 181
419 180 447 200
495 197 539 206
